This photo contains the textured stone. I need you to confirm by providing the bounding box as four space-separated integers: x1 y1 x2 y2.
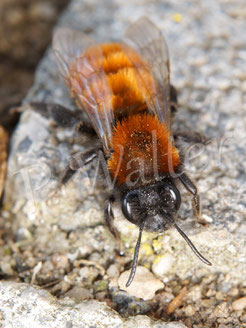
0 281 187 328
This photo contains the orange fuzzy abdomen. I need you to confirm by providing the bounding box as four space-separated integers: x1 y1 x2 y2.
67 43 154 119
108 114 180 185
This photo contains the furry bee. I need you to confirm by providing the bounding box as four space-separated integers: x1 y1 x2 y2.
52 17 211 286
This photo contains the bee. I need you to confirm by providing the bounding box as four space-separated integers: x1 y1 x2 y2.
52 17 212 286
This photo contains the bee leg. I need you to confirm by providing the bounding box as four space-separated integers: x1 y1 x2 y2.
174 131 211 145
170 84 178 114
105 196 120 240
178 172 204 224
30 102 79 127
58 149 99 186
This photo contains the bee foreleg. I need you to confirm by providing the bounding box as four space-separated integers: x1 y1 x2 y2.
178 173 203 223
58 149 99 187
105 196 120 240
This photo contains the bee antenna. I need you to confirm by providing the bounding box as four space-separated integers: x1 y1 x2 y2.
173 223 212 266
125 224 144 287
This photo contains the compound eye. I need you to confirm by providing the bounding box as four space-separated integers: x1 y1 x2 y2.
169 185 181 210
122 190 139 220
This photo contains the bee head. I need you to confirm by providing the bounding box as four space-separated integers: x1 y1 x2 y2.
121 178 212 287
121 179 181 232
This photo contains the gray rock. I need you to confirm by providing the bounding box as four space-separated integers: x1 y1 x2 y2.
0 281 187 328
2 0 246 324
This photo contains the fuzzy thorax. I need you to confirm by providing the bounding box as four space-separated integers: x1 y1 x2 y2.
108 114 180 186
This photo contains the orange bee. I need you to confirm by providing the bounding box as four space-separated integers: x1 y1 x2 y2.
52 17 211 286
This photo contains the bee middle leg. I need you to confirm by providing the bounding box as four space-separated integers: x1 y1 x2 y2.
58 148 100 187
178 172 203 223
105 196 120 241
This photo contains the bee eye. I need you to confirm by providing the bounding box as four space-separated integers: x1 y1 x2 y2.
122 191 139 219
169 185 181 210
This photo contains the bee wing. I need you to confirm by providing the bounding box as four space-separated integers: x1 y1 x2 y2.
52 28 114 154
52 28 95 77
125 17 171 128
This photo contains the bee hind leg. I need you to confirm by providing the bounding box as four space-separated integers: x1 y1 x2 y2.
105 196 120 240
30 102 96 136
30 102 78 126
174 131 211 145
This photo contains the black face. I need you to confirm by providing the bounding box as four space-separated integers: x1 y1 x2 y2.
121 179 181 232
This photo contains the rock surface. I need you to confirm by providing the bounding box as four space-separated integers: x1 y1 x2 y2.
0 281 187 328
1 0 246 326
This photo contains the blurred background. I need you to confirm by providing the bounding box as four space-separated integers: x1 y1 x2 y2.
0 0 69 129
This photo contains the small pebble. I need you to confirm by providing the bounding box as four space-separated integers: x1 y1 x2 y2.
52 254 69 270
206 288 216 297
201 299 215 308
51 281 70 294
187 285 202 302
213 302 229 318
26 257 36 268
95 291 108 302
154 291 174 305
66 287 92 301
0 262 14 276
232 297 246 311
108 277 118 289
118 266 164 300
151 253 175 277
228 287 239 297
240 314 246 323
184 304 195 316
201 214 213 223
93 280 108 292
88 252 101 262
215 291 225 300
16 227 32 242
106 264 120 278
41 261 54 273
79 267 90 280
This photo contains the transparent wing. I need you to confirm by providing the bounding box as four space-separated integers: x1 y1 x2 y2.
52 28 114 154
52 28 95 77
125 17 171 128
